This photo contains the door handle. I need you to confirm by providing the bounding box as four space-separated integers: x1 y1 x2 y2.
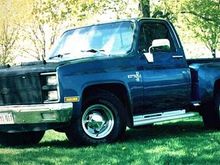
172 55 183 59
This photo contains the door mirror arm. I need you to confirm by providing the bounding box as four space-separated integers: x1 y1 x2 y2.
144 46 154 63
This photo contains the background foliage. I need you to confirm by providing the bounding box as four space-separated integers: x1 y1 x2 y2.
0 0 219 64
182 0 220 58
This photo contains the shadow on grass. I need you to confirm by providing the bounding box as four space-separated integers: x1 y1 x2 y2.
38 139 71 148
32 117 215 148
6 117 216 150
125 119 211 142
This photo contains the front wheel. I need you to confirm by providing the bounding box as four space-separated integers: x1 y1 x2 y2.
81 104 115 139
65 90 126 145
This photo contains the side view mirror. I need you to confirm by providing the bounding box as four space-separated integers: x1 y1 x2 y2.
144 39 170 63
151 39 170 48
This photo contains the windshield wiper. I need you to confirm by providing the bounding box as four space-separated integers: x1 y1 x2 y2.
81 49 110 57
81 49 105 53
49 52 70 59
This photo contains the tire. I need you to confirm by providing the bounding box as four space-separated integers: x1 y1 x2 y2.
0 131 45 146
65 90 126 145
202 93 220 129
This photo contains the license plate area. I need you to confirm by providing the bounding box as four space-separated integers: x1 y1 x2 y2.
0 112 14 124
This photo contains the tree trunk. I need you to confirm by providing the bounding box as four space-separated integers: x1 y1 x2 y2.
140 0 150 17
212 48 216 59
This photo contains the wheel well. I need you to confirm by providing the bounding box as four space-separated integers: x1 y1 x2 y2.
82 83 133 127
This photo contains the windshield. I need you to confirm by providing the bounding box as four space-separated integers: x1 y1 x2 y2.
47 21 135 61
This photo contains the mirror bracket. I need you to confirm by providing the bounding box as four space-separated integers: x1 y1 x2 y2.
144 52 154 63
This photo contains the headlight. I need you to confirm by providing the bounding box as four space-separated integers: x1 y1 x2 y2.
41 72 59 102
47 91 58 101
46 75 57 86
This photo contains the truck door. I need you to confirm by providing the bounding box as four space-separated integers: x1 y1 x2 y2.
138 21 191 115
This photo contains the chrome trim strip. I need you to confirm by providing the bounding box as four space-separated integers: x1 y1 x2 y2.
172 55 183 58
193 103 200 107
40 72 56 76
144 83 190 90
56 71 61 102
0 103 72 112
191 101 201 107
0 103 73 124
133 110 198 126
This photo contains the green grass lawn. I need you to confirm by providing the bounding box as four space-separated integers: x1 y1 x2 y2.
0 116 220 165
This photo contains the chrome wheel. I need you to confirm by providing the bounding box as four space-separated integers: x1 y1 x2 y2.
82 104 114 139
65 90 126 145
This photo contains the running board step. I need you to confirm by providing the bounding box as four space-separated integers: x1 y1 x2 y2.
133 110 198 127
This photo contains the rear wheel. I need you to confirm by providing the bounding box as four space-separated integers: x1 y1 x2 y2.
202 93 220 129
65 90 126 145
0 131 45 146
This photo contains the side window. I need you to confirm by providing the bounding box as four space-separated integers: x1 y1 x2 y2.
139 22 176 52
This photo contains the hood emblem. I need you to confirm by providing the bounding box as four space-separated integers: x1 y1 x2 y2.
0 88 10 95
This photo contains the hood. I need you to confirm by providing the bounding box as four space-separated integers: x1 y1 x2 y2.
0 61 62 76
0 54 113 76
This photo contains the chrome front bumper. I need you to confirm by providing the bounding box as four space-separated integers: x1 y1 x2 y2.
0 103 73 125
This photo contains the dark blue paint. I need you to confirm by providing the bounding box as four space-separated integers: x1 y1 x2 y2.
2 18 220 119
57 18 193 116
189 62 220 102
55 18 220 118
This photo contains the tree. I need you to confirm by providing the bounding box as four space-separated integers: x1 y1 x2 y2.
182 0 220 58
22 0 140 61
0 0 34 65
151 0 186 22
0 21 19 65
0 1 19 65
139 0 150 17
88 0 139 21
22 0 100 61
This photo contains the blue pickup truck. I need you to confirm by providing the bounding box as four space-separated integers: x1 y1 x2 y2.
0 18 219 146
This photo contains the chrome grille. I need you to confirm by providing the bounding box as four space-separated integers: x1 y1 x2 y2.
0 74 42 105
